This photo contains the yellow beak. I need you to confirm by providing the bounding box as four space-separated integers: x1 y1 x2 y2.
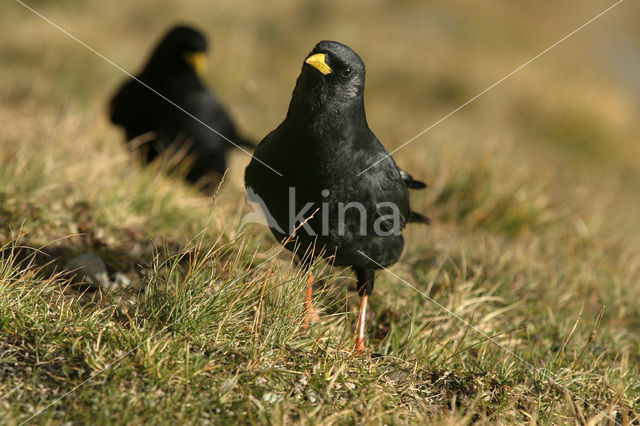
305 53 332 75
185 51 207 75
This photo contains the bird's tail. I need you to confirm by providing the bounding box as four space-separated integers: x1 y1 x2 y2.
400 170 427 189
405 179 427 189
408 211 430 225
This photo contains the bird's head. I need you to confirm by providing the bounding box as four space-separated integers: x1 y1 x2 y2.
290 41 366 117
143 25 208 77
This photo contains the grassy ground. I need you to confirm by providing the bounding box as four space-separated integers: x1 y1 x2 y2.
2 0 640 423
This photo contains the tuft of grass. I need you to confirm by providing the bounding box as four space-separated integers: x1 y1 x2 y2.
431 157 555 236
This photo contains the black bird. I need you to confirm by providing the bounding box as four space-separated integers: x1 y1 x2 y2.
244 41 429 351
110 25 253 188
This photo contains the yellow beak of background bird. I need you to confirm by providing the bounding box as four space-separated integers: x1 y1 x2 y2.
185 51 208 74
305 53 332 75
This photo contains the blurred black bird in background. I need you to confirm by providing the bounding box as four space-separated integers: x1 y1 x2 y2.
110 25 254 188
245 41 428 351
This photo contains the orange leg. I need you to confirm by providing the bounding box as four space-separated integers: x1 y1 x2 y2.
303 271 319 328
354 294 368 352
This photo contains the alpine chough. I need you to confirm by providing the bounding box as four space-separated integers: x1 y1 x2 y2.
110 25 253 188
244 41 429 351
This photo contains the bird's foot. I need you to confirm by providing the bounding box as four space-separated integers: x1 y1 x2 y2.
354 337 365 353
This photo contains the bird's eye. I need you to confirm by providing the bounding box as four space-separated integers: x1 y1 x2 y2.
341 67 352 78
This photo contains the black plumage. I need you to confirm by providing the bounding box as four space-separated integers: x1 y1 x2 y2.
244 41 428 350
110 25 253 187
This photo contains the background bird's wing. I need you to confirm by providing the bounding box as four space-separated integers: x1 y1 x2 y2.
110 79 148 128
181 90 242 151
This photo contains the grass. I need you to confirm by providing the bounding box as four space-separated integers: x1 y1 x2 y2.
2 0 640 424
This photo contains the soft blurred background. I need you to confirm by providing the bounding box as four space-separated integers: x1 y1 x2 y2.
2 0 639 423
